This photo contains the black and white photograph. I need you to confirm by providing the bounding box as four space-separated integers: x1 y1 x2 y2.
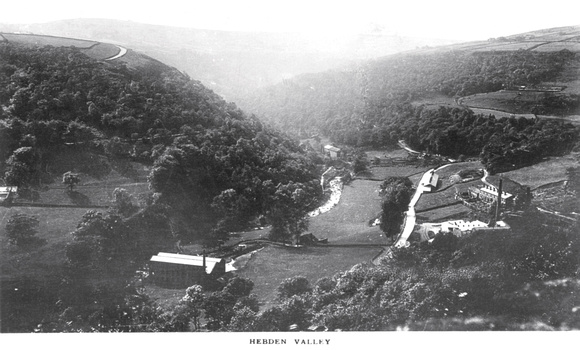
1 0 579 347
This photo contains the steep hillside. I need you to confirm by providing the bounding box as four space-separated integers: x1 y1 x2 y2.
239 26 580 172
0 38 322 242
0 19 458 101
0 36 327 332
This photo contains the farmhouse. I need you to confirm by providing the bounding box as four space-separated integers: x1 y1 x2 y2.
149 252 226 288
324 145 341 160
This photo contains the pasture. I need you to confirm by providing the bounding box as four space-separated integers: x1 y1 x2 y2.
461 90 546 115
501 154 579 189
84 43 122 60
1 33 97 48
0 206 88 279
416 203 470 222
237 245 382 310
306 179 384 244
533 42 580 52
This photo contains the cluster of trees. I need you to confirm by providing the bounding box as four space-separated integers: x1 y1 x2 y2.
379 177 414 240
395 106 577 173
241 49 579 170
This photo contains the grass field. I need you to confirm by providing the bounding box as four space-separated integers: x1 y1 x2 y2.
0 206 88 279
472 42 540 51
416 204 470 222
501 154 579 189
1 33 97 48
462 90 544 114
83 43 121 60
307 179 384 244
237 245 382 310
533 42 580 52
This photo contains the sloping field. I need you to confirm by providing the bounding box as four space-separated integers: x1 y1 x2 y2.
117 49 166 70
237 245 382 310
471 42 540 51
0 206 88 279
462 90 580 118
501 154 579 189
533 42 580 52
469 108 535 119
415 186 458 212
1 33 97 48
462 90 544 114
12 182 151 207
416 203 470 222
83 42 121 60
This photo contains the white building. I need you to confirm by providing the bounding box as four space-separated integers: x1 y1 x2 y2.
411 219 509 242
323 145 341 160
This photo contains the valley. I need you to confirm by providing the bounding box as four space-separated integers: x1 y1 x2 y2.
1 23 580 332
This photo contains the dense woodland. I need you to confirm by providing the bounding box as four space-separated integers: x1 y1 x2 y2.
0 43 322 243
241 49 580 171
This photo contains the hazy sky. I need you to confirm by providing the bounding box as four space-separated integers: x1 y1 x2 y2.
1 0 579 41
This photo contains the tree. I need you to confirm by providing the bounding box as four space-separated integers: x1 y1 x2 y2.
277 276 312 300
352 152 368 174
62 171 80 191
380 183 413 239
180 285 205 330
265 181 314 243
222 277 254 298
4 147 37 187
5 213 40 246
112 188 137 217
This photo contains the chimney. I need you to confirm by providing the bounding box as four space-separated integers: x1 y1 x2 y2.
202 250 206 271
495 178 503 225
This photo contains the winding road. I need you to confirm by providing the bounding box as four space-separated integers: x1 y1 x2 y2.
105 45 128 60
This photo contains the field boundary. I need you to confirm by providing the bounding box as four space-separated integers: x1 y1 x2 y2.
8 202 108 209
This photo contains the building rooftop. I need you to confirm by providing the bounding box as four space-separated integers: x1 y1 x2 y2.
324 145 341 152
479 186 514 200
150 253 224 274
0 186 17 193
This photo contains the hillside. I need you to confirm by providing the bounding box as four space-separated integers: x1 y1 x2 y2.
0 37 328 331
0 18 458 102
239 25 580 172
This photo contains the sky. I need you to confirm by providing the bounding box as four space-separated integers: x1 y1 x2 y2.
1 0 579 41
